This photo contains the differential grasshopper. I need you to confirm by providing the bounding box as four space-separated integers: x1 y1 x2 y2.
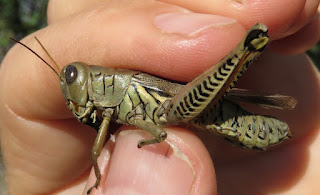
11 23 296 194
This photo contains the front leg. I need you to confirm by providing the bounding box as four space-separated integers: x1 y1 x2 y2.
87 109 113 194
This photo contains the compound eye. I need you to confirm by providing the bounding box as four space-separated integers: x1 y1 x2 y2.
65 65 78 84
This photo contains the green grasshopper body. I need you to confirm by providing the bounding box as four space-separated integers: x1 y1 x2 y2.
12 23 296 194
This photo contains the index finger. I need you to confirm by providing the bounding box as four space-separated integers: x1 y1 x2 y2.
1 2 246 119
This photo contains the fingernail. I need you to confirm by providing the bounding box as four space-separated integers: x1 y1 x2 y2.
102 130 195 194
155 12 237 36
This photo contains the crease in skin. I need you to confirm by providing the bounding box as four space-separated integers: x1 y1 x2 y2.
4 103 32 124
2 124 56 195
2 106 93 194
166 141 195 174
3 91 73 121
3 104 55 160
2 103 83 164
162 133 197 193
189 19 237 37
229 0 246 10
231 0 245 4
166 140 196 193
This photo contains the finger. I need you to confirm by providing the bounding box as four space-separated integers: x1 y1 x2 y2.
160 0 320 53
278 0 319 37
49 0 318 40
2 2 245 120
159 0 309 38
0 1 244 194
48 0 320 54
269 13 320 54
47 0 105 24
85 127 216 195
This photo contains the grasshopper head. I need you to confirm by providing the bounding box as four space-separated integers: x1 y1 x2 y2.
60 62 89 118
10 37 91 120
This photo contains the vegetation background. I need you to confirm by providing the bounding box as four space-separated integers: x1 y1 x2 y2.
0 1 319 195
0 1 48 194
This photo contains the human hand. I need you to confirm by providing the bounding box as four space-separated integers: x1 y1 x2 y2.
0 0 319 194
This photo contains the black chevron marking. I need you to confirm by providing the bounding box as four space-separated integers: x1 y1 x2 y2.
180 102 187 113
183 96 191 109
188 93 194 105
245 132 252 139
197 85 209 97
226 58 235 66
207 76 219 86
188 107 195 112
193 88 205 102
188 92 200 108
176 106 183 117
203 80 214 92
213 72 223 81
218 66 228 76
222 63 231 71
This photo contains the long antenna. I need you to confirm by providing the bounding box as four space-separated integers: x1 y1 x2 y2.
10 37 60 78
34 36 61 73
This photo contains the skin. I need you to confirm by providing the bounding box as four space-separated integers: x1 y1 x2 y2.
0 0 320 194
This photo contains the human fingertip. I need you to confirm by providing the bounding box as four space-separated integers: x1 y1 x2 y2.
95 129 197 194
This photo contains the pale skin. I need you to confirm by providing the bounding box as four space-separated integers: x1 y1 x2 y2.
0 0 320 194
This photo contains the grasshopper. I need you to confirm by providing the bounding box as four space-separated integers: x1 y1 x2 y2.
11 23 296 194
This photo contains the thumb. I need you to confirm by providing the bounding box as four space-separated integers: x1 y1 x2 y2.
86 127 216 195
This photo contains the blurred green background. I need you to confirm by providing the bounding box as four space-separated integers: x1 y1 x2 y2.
0 1 319 194
0 0 48 62
0 1 48 194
